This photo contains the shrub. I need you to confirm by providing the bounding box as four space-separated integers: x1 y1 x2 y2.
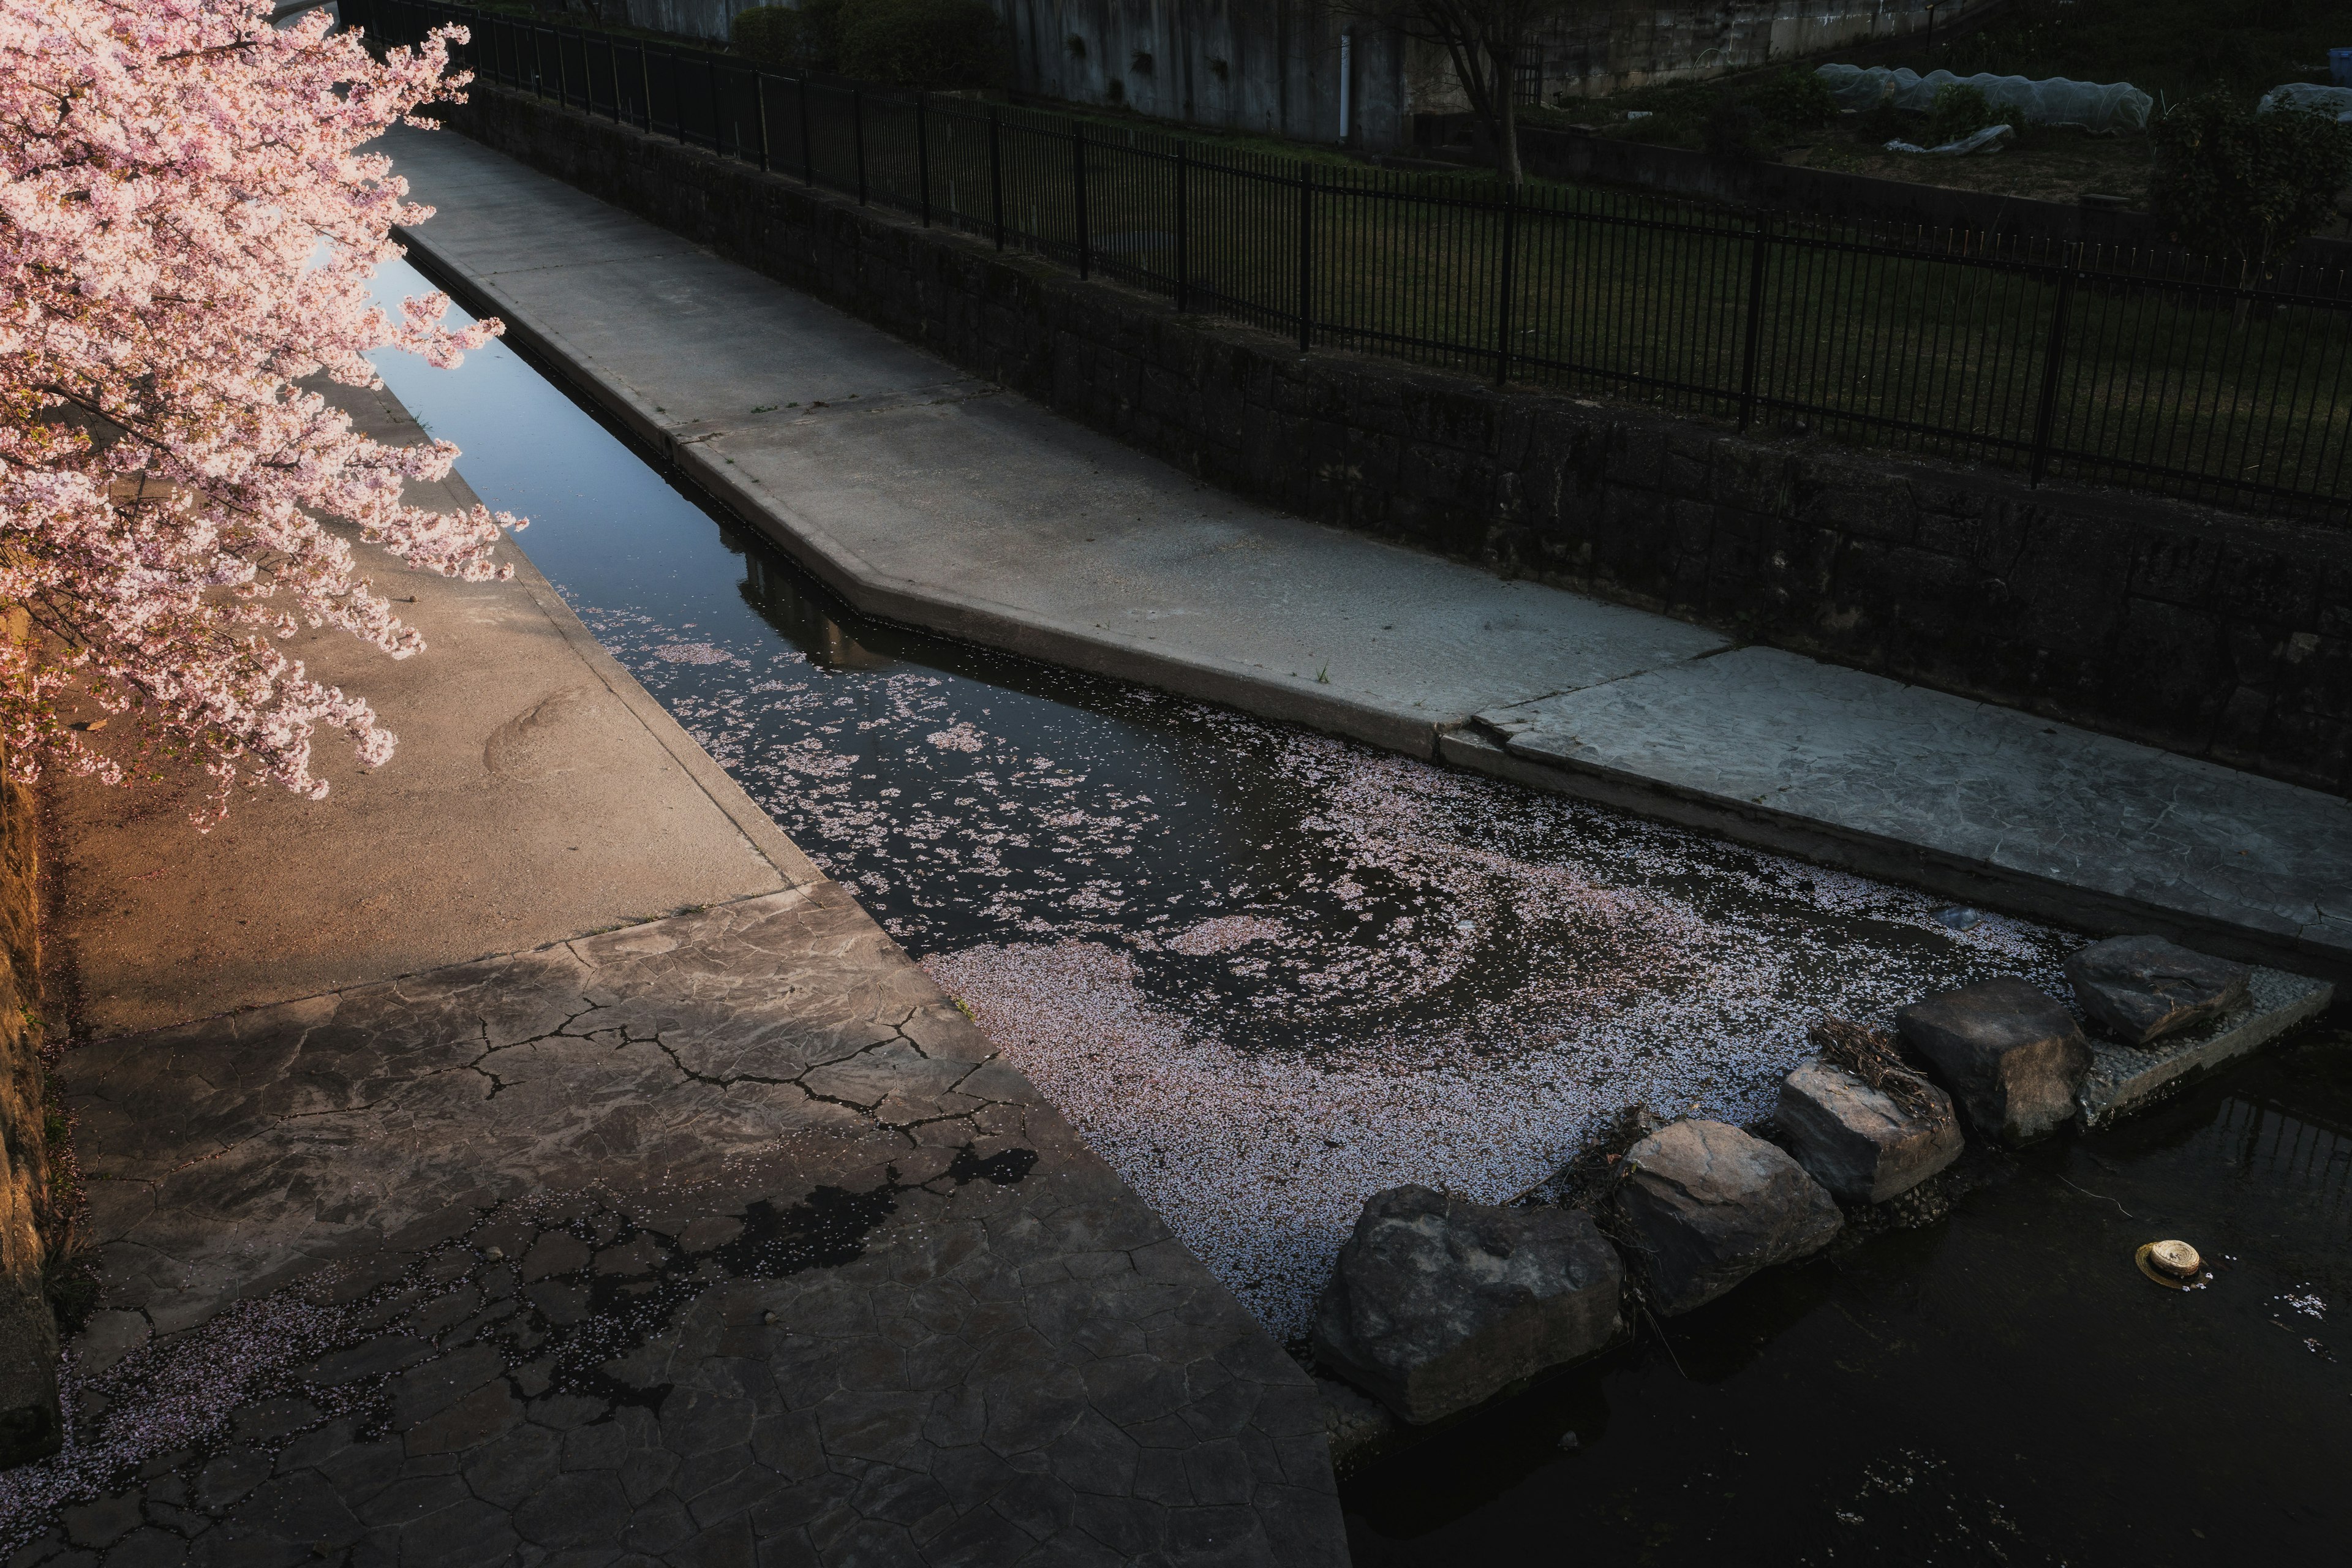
1924 83 2024 145
732 0 844 72
729 6 787 65
836 0 1003 90
2150 89 2352 270
1698 70 1835 160
1702 97 1768 160
1751 68 1839 137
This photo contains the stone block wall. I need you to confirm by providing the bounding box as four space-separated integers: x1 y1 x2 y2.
437 88 2352 796
0 750 54 1466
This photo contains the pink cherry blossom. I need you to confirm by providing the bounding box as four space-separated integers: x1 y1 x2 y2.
1 0 519 820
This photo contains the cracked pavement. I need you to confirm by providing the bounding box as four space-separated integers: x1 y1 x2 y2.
17 888 1345 1565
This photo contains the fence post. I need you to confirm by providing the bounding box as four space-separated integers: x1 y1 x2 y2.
2029 245 2080 488
606 37 620 122
853 89 868 204
799 77 814 185
671 52 687 144
1494 181 1517 386
754 72 771 173
1738 211 1770 430
1074 123 1090 279
709 56 725 157
554 28 569 111
638 42 652 135
1175 144 1189 312
917 94 933 227
989 108 1006 250
1297 163 1313 352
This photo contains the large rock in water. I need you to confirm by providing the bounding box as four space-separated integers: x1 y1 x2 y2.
1897 978 2092 1145
1778 1060 1965 1204
2063 934 2251 1046
1312 1185 1623 1424
1613 1120 1842 1315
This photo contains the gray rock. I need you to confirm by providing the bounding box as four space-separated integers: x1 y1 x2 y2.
1314 1374 1398 1468
1613 1120 1842 1316
2062 934 2251 1046
1778 1061 1965 1204
1311 1185 1623 1424
1896 978 2092 1144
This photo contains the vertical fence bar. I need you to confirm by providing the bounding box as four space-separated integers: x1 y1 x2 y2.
916 94 933 227
989 108 1006 249
754 73 771 173
554 28 569 111
2029 246 2080 487
799 77 814 184
1494 182 1517 385
670 51 686 143
638 42 653 134
1174 144 1189 312
607 37 620 123
1074 123 1090 278
1738 212 1770 429
1297 162 1313 352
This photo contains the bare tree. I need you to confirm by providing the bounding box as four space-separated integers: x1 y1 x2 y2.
1338 0 1589 184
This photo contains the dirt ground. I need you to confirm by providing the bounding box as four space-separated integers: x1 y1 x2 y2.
1786 123 2156 204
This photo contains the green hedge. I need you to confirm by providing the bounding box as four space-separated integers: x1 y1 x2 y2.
2150 89 2352 271
835 0 1002 90
730 0 843 72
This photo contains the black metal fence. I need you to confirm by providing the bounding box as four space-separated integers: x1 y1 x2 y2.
348 0 2352 518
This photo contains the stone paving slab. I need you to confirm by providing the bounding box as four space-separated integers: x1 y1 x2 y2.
382 123 1731 764
45 379 808 1039
11 889 1345 1566
379 125 2351 981
2078 968 2337 1128
1471 649 2352 981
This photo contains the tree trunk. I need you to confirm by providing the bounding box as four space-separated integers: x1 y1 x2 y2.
1495 78 1522 186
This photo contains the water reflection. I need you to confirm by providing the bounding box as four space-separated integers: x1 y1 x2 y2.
734 546 896 671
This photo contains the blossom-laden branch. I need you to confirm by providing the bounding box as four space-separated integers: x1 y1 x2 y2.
0 0 522 821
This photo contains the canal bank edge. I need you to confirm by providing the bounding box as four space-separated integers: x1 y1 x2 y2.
424 85 2352 801
386 122 2352 986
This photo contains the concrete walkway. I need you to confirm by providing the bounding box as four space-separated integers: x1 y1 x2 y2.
12 383 1346 1566
383 126 2351 982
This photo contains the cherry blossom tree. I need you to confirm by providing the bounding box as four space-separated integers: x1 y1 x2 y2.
0 0 518 821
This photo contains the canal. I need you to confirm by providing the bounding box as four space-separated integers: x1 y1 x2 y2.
368 258 2348 1565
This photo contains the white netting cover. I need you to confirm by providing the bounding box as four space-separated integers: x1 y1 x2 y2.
2256 83 2352 122
1814 65 2154 132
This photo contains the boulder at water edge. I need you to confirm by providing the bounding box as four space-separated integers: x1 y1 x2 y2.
1312 1185 1624 1424
1897 976 2092 1145
1778 1060 1966 1204
1613 1119 1843 1315
2062 933 2250 1046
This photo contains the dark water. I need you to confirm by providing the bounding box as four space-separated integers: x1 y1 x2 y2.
1342 1036 2352 1566
365 260 2349 1564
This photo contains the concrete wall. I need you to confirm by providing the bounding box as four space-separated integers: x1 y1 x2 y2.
996 0 1425 151
997 1 2002 145
438 86 2352 798
0 749 55 1466
594 0 747 43
580 1 2003 148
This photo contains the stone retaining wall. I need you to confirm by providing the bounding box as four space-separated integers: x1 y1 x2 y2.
435 87 2352 796
0 744 53 1466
